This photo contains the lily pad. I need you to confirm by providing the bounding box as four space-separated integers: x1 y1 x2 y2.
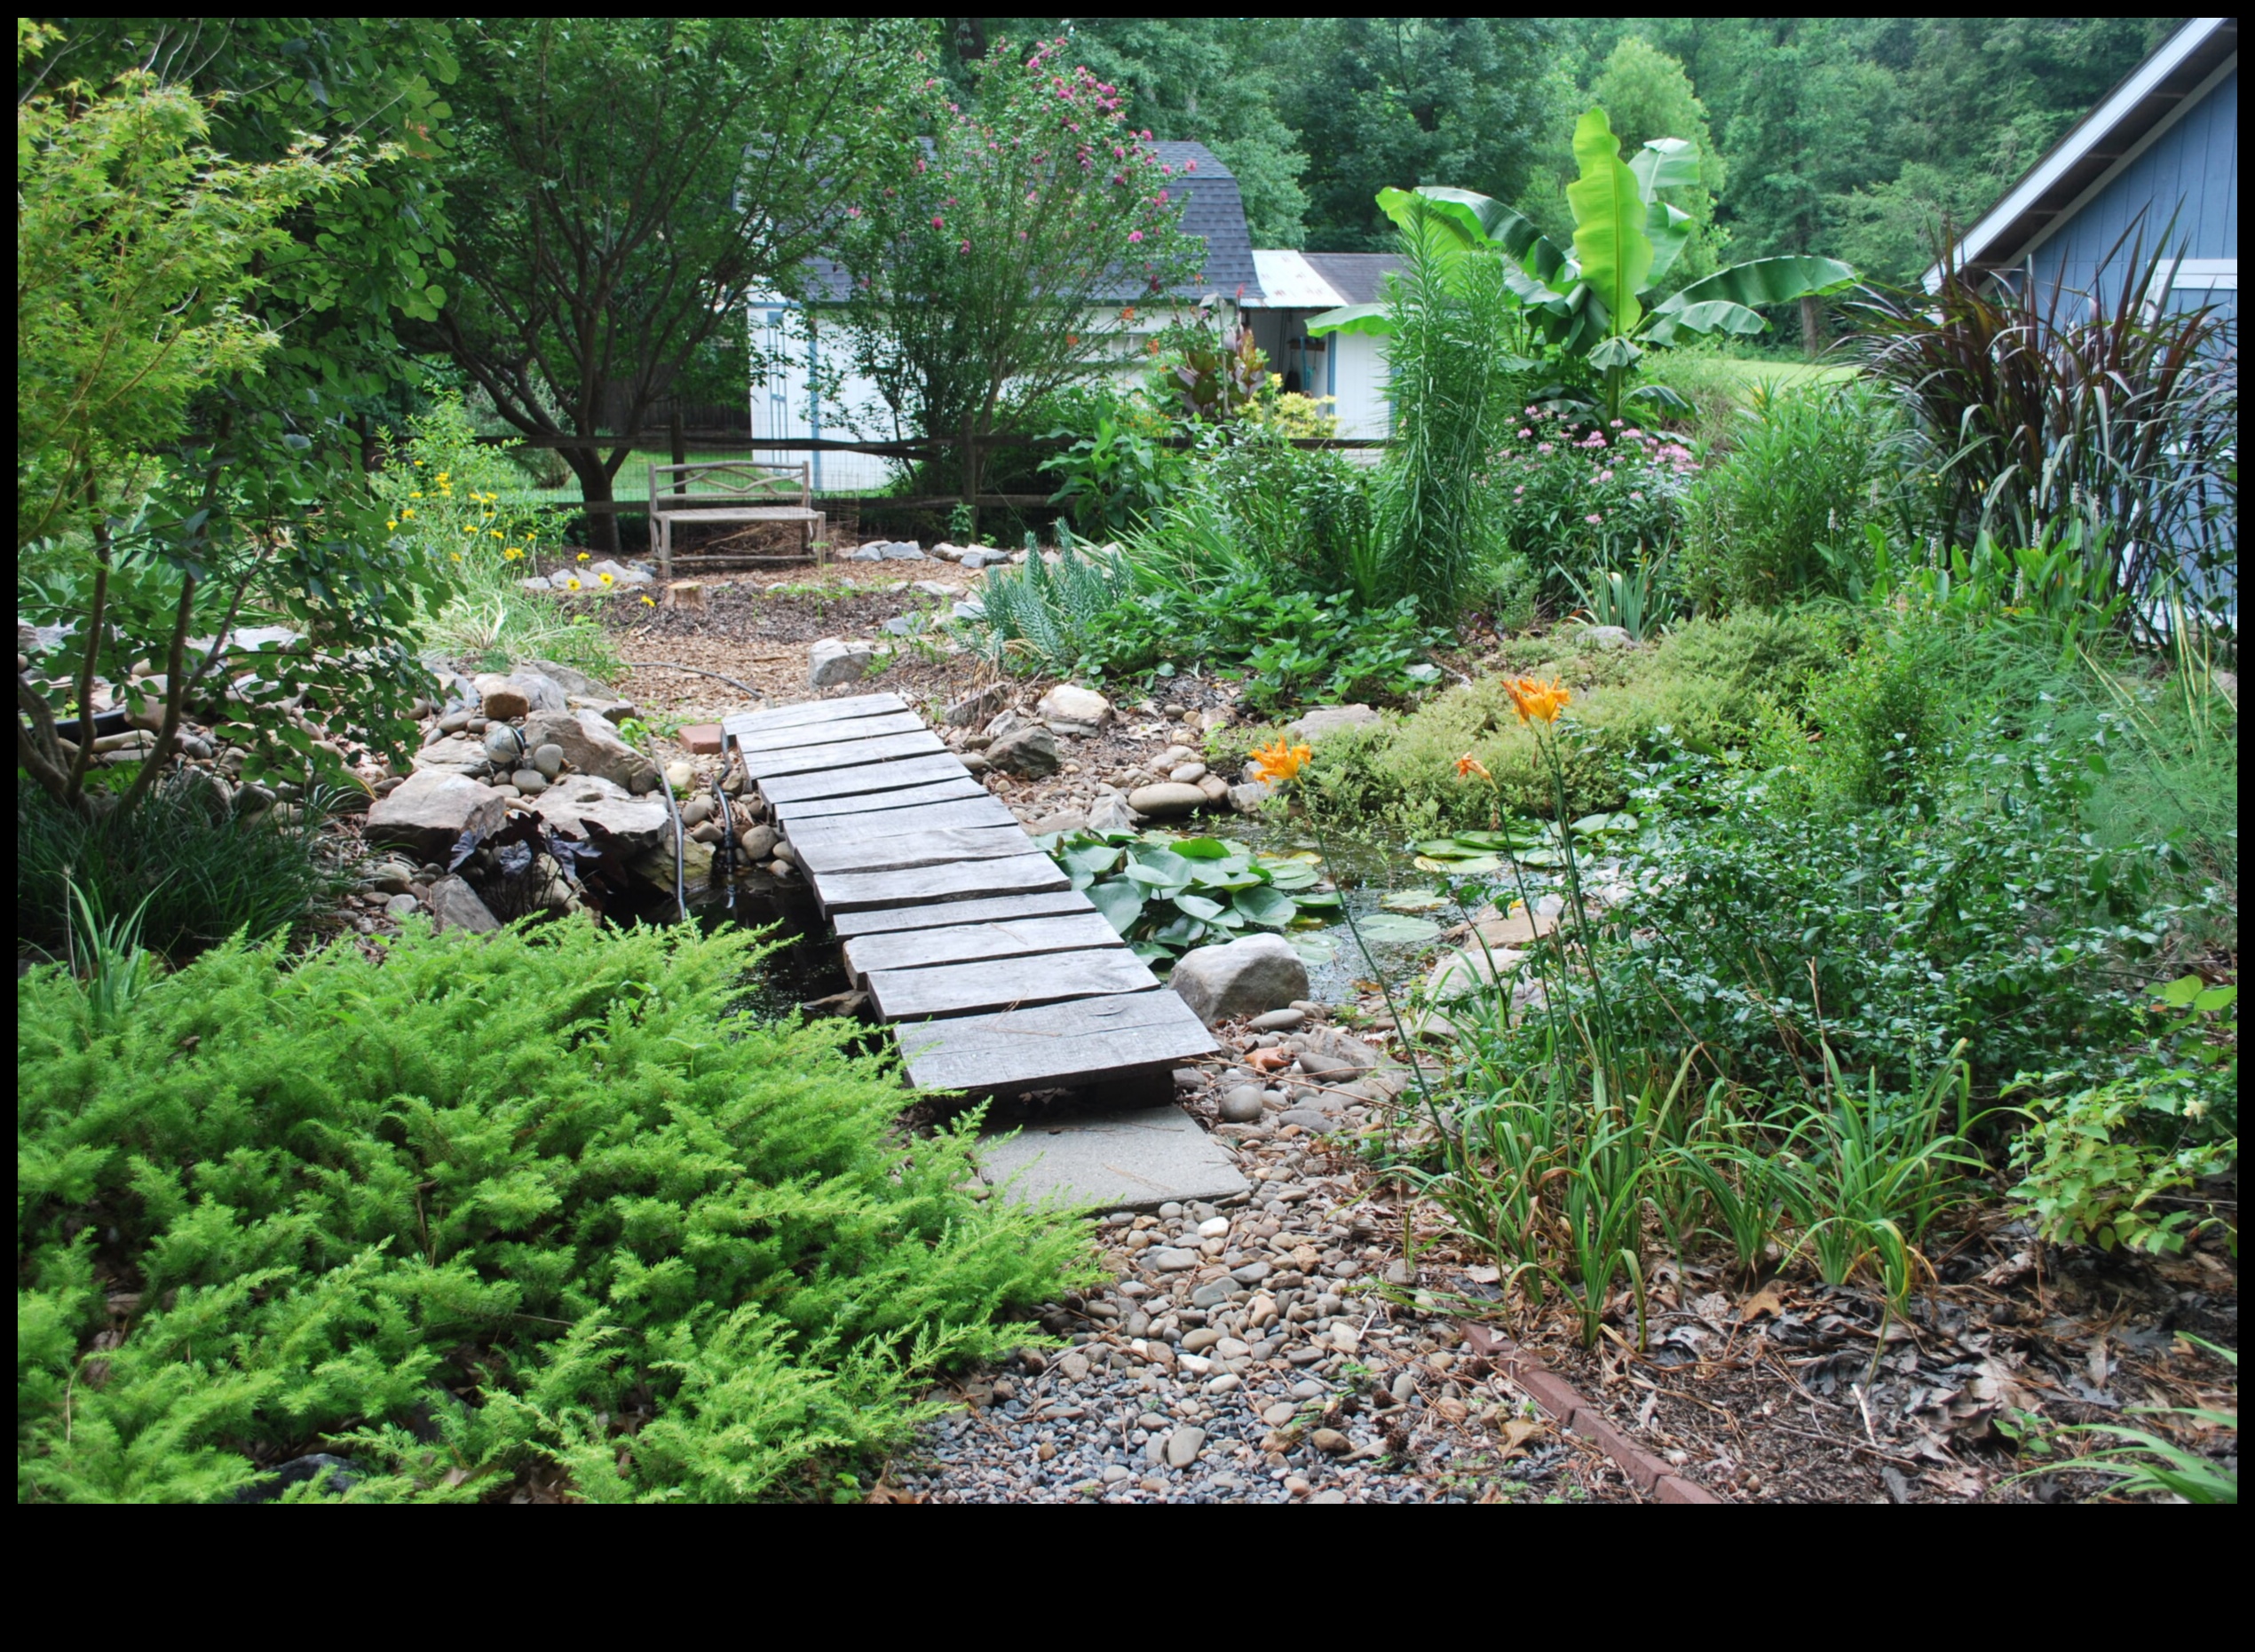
1355 912 1444 945
1381 890 1449 912
1289 935 1340 966
1171 836 1233 859
1233 885 1299 928
1414 854 1502 874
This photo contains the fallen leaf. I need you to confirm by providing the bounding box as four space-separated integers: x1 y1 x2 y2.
1435 1398 1470 1425
1246 1048 1293 1074
1498 1419 1546 1459
1738 1282 1789 1323
1465 1264 1501 1284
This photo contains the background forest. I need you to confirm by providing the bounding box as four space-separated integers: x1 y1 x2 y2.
945 16 2180 290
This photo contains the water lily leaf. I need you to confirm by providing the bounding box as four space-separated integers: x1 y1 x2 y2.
1515 848 1563 867
1290 935 1340 966
1088 879 1146 935
1416 838 1484 858
1382 891 1449 912
1233 885 1299 928
1293 890 1343 911
1175 892 1226 921
1452 828 1535 850
1265 864 1320 889
1201 867 1267 889
1171 836 1232 859
1414 854 1502 874
1152 914 1204 946
1571 813 1622 835
1063 843 1122 877
1130 939 1176 963
1357 912 1444 945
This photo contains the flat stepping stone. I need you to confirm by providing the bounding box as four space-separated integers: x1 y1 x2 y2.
976 1103 1248 1213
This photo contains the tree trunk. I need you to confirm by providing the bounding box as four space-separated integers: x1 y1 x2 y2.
562 445 621 554
959 415 978 538
1800 294 1826 358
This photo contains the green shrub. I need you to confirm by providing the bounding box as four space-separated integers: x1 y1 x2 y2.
18 768 347 963
1679 380 1911 610
18 921 1088 1502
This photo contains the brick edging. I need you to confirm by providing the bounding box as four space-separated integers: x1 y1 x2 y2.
1464 1325 1724 1504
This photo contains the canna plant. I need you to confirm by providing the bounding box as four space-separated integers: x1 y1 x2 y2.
1310 107 1856 419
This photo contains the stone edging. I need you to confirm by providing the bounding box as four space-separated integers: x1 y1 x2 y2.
1464 1325 1724 1505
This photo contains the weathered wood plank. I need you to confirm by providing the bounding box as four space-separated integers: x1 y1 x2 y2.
897 992 1218 1094
724 693 905 735
755 753 974 804
792 822 1028 878
828 888 1096 937
771 776 991 822
814 853 1070 913
737 728 946 779
843 912 1126 983
866 947 1158 1020
728 709 925 754
784 794 1014 836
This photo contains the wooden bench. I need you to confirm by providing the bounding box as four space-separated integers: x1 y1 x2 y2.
647 459 826 576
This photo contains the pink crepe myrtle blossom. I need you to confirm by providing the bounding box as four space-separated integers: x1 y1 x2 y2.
1586 514 1603 525
1128 230 1143 243
931 216 945 230
1517 428 1532 439
1537 442 1555 454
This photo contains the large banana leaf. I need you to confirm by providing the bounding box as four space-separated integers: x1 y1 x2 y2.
1384 185 1573 287
1306 301 1395 338
1629 138 1701 204
1565 108 1652 342
1659 254 1856 312
1644 198 1694 285
1642 297 1766 345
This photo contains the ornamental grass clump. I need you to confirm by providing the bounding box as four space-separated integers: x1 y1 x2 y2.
18 920 1089 1503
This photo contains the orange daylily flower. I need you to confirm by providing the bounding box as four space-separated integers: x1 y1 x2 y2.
1456 754 1491 780
1250 739 1313 786
1501 676 1571 725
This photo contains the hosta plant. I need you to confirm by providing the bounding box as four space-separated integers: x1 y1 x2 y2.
1039 830 1339 967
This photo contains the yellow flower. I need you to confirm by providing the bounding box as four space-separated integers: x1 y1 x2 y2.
640 594 656 607
400 507 415 519
385 518 399 531
450 551 463 561
562 576 582 591
1456 754 1491 780
491 529 503 538
503 547 524 559
1249 739 1313 786
436 471 450 482
598 572 615 586
463 524 478 534
575 551 590 563
409 491 423 499
1501 676 1571 725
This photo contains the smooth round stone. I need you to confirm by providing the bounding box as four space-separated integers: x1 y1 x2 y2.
1230 1260 1272 1286
1149 1248 1199 1272
532 742 566 779
1291 1379 1327 1401
483 723 526 765
1250 1008 1306 1032
1190 1283 1231 1308
384 894 419 917
438 710 473 734
1168 762 1209 785
1158 1201 1184 1219
512 769 549 794
1196 1215 1230 1239
1165 1427 1207 1468
1127 782 1206 818
1262 1402 1297 1427
1217 1084 1268 1124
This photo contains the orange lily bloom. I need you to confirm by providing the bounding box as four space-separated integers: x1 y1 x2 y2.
1250 739 1313 786
1456 754 1492 780
1501 676 1571 725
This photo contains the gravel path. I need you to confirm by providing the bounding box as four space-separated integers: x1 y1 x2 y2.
887 1012 1612 1506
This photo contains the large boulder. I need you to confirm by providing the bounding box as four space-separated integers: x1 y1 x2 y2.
365 770 509 861
521 708 660 794
1037 684 1113 728
1285 703 1382 742
1128 781 1207 818
412 733 490 773
809 637 882 688
1168 935 1310 1025
531 774 671 852
986 724 1059 778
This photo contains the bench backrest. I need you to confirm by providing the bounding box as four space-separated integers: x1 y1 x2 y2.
648 459 809 509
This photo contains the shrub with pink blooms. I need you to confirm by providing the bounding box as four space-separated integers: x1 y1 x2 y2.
827 38 1202 510
1493 409 1700 594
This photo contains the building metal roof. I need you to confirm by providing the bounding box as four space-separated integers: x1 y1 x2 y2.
1301 252 1404 307
1248 249 1341 308
1926 17 2239 289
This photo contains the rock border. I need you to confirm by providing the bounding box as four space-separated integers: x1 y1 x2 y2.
1464 1325 1724 1504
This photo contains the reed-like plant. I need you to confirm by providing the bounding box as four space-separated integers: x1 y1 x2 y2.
1856 222 2238 636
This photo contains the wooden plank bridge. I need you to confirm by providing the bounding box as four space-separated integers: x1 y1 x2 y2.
724 692 1219 1097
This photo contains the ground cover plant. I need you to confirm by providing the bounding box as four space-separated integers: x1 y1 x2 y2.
18 920 1087 1503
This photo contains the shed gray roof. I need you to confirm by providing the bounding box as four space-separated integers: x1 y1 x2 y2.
792 138 1261 306
1927 16 2240 288
1302 253 1404 306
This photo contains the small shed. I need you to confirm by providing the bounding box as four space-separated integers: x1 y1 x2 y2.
1245 250 1403 439
1927 17 2237 322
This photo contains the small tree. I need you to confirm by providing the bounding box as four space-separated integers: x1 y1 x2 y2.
827 38 1205 519
17 36 446 819
416 19 920 552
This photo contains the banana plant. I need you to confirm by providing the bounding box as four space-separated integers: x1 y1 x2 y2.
1311 107 1856 419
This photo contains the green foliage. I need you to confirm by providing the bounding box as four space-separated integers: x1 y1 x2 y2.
1151 310 1269 423
1040 404 1188 540
17 920 1087 1503
959 545 1137 677
1678 379 1911 610
1040 831 1337 966
374 396 617 678
17 770 344 964
16 37 449 822
1493 410 1701 593
2018 1339 2237 1505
